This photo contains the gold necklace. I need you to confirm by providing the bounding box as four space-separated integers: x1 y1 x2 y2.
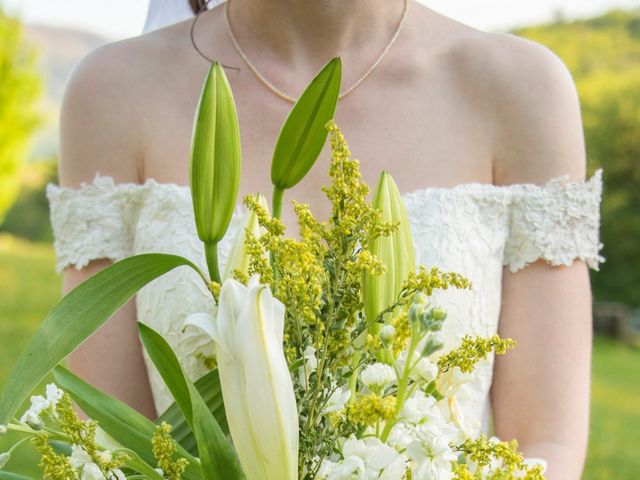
223 0 409 103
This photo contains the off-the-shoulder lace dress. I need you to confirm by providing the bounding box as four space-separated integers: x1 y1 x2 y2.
46 170 604 435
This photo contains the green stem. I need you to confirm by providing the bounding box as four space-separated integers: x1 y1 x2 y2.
380 333 420 442
204 241 221 283
272 186 285 220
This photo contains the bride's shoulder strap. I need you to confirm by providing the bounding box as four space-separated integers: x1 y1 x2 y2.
46 173 147 273
503 169 605 273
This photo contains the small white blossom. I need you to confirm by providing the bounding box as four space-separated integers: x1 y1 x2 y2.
380 325 396 344
400 391 443 425
303 345 318 372
412 357 438 383
70 445 124 480
319 436 404 480
407 424 457 480
321 385 351 414
387 422 416 450
360 363 396 391
19 383 64 428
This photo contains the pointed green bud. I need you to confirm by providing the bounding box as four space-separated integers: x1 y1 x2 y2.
0 451 9 469
364 172 416 329
270 57 341 218
224 193 270 280
189 62 242 282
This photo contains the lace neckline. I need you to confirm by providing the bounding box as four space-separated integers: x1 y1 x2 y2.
52 169 603 201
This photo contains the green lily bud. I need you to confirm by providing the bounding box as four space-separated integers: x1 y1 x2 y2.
270 57 341 218
190 62 242 282
223 193 270 280
364 172 416 330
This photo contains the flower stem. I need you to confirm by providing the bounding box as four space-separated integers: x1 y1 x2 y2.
204 241 221 283
272 186 285 220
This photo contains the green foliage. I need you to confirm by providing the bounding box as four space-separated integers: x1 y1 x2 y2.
516 8 640 306
0 159 57 243
0 8 42 224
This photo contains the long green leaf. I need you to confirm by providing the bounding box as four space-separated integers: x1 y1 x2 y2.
271 57 342 190
53 366 202 480
0 473 35 480
157 369 228 456
0 253 207 426
138 323 245 480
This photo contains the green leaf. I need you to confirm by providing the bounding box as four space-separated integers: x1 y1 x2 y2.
0 473 35 480
0 253 207 426
138 323 245 480
157 369 228 456
271 57 342 190
53 366 202 480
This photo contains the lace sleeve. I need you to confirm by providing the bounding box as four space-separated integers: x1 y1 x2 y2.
503 169 605 273
46 173 146 273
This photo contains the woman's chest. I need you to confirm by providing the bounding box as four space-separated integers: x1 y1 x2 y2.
141 61 494 229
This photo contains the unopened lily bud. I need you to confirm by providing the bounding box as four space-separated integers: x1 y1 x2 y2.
224 193 270 280
364 172 416 331
0 452 10 469
380 324 396 345
190 62 241 281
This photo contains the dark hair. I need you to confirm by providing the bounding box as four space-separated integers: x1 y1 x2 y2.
189 0 203 14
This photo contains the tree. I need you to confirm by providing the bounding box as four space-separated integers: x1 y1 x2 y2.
0 7 42 224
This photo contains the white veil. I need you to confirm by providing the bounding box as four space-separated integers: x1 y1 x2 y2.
142 0 226 33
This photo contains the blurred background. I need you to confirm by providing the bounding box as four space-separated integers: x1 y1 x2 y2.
0 0 638 477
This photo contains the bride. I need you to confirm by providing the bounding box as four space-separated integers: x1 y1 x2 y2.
46 0 603 478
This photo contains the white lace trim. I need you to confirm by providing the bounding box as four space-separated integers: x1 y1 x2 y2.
47 170 604 274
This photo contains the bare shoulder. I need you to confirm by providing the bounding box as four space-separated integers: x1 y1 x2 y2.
449 29 585 184
414 6 585 184
59 22 196 187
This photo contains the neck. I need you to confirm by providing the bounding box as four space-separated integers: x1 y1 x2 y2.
226 0 407 70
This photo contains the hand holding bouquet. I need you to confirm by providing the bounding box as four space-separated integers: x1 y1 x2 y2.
0 59 546 480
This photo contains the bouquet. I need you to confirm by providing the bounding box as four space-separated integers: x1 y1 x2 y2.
0 58 547 480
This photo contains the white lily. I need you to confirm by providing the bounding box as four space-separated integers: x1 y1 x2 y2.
223 193 269 280
187 275 298 480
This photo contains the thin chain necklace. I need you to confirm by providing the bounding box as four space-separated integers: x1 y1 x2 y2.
223 0 409 103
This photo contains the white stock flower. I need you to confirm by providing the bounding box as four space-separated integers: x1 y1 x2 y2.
360 363 396 391
70 445 125 480
406 423 457 480
412 357 438 383
387 422 416 450
321 385 351 414
19 383 64 428
319 436 404 480
303 345 318 372
400 391 443 425
189 275 298 480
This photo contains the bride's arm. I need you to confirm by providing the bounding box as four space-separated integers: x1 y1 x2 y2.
488 35 592 478
58 44 157 419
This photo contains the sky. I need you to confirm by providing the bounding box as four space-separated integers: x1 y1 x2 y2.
3 0 640 39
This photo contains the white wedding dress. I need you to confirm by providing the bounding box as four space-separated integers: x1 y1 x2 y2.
46 170 604 437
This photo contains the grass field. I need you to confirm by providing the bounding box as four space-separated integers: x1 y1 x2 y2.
0 234 638 478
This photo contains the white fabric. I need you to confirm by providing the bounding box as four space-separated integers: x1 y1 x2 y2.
143 0 194 33
46 170 604 429
142 0 226 33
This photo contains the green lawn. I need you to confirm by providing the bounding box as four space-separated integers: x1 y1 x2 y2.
0 234 638 478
